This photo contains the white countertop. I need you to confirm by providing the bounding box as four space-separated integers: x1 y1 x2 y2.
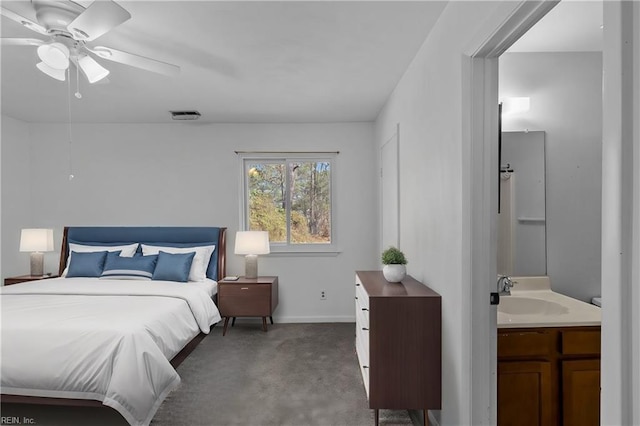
497 276 602 329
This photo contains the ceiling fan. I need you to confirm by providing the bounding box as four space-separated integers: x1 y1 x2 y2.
1 0 180 83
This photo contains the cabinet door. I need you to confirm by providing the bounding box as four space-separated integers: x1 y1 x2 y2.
498 361 553 426
562 359 600 426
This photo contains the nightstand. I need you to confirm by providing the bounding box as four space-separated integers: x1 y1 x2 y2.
4 274 59 286
218 276 279 336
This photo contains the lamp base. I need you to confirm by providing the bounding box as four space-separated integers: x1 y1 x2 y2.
244 254 258 279
30 252 44 277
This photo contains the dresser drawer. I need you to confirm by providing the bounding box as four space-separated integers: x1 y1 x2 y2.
355 333 370 397
219 284 272 316
356 309 370 354
355 296 370 326
355 280 369 311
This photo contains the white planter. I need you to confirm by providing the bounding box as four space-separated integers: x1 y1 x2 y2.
382 264 406 282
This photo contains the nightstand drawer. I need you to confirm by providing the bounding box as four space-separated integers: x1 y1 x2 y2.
219 284 272 316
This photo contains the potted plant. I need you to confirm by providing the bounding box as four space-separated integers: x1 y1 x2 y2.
381 246 407 282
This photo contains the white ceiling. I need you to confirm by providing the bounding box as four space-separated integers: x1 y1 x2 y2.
0 1 448 123
1 1 603 125
508 1 603 53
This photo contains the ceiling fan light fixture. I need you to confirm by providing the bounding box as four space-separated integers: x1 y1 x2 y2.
37 42 70 70
78 55 110 84
36 62 66 81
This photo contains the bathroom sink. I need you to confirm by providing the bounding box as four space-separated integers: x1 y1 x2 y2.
499 297 569 315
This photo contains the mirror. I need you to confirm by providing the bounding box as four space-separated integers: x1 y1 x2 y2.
498 130 546 276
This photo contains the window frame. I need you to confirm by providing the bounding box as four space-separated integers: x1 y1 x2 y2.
239 152 338 254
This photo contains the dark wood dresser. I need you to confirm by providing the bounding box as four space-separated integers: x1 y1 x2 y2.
355 271 441 426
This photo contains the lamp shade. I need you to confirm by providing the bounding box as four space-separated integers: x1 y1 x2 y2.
234 231 270 255
20 229 54 252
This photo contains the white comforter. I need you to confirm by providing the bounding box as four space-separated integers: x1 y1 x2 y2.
0 278 221 426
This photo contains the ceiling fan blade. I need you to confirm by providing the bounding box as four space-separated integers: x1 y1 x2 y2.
1 6 48 35
67 0 131 42
1 38 44 46
88 46 180 77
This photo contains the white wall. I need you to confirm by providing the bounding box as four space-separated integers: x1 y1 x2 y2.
500 52 603 302
3 121 379 321
374 2 522 424
1 115 33 278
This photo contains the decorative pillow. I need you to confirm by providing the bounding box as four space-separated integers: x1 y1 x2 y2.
141 244 215 282
152 251 196 283
100 252 158 280
62 243 139 276
66 250 108 278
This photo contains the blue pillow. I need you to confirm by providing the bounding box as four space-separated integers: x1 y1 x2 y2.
152 251 196 282
100 251 158 280
67 251 108 278
141 241 217 275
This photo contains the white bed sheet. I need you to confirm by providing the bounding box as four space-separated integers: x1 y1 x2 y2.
0 278 221 426
194 278 218 298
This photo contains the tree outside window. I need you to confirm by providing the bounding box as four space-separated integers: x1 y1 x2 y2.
244 157 332 247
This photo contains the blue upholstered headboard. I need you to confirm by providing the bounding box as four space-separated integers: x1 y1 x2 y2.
60 227 227 280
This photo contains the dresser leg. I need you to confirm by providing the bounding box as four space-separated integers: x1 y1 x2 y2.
424 410 429 426
222 317 230 336
374 409 379 426
231 317 236 327
270 316 274 324
262 317 268 332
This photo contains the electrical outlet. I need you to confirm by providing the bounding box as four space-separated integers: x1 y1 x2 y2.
320 290 327 300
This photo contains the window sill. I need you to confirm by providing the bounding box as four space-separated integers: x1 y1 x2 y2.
266 246 342 257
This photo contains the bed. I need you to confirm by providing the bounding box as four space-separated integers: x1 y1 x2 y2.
0 226 227 426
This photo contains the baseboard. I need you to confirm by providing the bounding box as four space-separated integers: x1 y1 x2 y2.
277 316 356 323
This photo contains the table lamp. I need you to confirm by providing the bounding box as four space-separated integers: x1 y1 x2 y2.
20 228 54 276
234 231 270 279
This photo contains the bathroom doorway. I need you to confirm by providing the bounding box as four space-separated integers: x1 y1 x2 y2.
496 6 604 424
464 1 638 424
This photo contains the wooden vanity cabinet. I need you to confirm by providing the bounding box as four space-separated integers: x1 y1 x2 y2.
497 326 600 426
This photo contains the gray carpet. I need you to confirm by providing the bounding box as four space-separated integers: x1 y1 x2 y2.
152 322 414 426
1 323 414 426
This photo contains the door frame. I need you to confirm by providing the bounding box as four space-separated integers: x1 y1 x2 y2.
464 0 639 424
462 1 563 424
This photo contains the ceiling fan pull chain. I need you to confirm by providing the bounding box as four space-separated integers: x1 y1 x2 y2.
67 68 75 181
75 64 82 99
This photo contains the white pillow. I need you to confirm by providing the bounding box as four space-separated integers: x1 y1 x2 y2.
62 243 139 277
141 244 215 282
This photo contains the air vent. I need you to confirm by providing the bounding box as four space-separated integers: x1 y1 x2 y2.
170 110 201 121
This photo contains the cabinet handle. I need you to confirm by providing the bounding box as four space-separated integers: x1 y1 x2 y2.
355 296 358 300
361 308 368 311
241 287 249 290
363 365 369 369
361 327 369 331
356 283 360 286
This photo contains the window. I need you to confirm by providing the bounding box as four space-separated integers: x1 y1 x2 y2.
241 153 336 252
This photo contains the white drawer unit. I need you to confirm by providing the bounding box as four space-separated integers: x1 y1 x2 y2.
355 271 442 426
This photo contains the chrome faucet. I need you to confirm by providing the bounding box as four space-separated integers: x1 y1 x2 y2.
497 275 514 296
